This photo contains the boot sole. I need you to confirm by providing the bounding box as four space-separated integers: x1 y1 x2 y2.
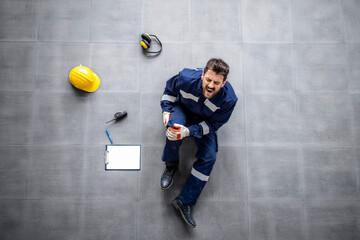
172 199 196 228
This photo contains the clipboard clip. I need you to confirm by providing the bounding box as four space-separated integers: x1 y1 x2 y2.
104 150 109 164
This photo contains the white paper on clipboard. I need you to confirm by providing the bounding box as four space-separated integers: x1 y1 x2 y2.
104 145 141 170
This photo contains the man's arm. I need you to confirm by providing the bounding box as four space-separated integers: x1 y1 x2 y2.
160 74 181 113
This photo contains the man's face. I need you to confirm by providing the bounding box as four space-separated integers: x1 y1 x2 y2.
201 69 227 99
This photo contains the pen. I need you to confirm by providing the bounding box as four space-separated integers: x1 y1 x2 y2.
106 129 113 144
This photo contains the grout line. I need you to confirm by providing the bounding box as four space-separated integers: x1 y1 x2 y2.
189 0 192 44
298 146 307 240
79 0 93 232
355 148 360 200
292 1 307 239
189 0 193 66
89 0 93 43
1 141 358 148
136 70 141 240
1 39 356 45
136 1 144 239
36 0 41 41
241 2 251 235
345 44 351 94
239 0 243 43
340 0 347 44
26 40 41 199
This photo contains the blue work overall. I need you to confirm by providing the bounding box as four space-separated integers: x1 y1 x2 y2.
161 68 237 206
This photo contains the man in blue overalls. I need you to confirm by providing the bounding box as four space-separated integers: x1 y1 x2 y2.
160 58 238 228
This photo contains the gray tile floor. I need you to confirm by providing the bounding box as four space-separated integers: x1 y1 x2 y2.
0 0 359 239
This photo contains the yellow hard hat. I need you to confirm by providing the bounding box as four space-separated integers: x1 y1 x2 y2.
69 65 100 92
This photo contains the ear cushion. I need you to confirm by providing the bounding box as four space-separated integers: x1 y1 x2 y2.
141 39 150 49
141 33 152 43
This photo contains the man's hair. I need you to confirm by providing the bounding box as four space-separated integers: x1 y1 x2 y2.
203 58 230 81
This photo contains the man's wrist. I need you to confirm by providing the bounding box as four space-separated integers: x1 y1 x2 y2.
187 125 195 137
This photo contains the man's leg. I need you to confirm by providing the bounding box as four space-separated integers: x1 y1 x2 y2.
161 104 187 189
177 132 217 205
173 132 217 227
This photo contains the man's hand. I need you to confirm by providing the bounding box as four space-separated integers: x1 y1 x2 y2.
163 112 171 126
166 124 189 141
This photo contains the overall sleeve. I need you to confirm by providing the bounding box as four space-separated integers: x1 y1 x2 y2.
160 74 182 113
188 99 237 138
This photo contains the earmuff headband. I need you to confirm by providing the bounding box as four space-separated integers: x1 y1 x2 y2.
141 33 162 55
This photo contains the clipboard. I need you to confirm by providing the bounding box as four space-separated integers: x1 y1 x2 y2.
104 145 141 171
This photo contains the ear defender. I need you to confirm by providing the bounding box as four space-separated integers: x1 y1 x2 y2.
141 33 152 49
140 33 162 55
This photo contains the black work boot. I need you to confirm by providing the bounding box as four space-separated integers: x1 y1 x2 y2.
160 162 178 189
172 197 196 228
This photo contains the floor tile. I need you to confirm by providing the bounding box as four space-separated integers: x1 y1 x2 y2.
0 146 30 170
0 200 27 240
249 200 304 240
342 0 360 43
0 92 34 145
32 92 87 145
0 42 37 91
90 0 141 43
0 0 38 41
297 94 352 145
0 170 27 199
192 0 242 43
245 94 298 145
243 0 292 43
142 0 190 43
26 199 82 240
292 0 343 43
38 0 91 42
304 201 360 240
301 147 359 200
27 146 85 200
244 43 294 93
247 147 301 199
294 44 347 93
82 199 137 240
0 146 29 199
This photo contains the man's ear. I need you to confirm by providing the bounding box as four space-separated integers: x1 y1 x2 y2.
221 79 227 88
